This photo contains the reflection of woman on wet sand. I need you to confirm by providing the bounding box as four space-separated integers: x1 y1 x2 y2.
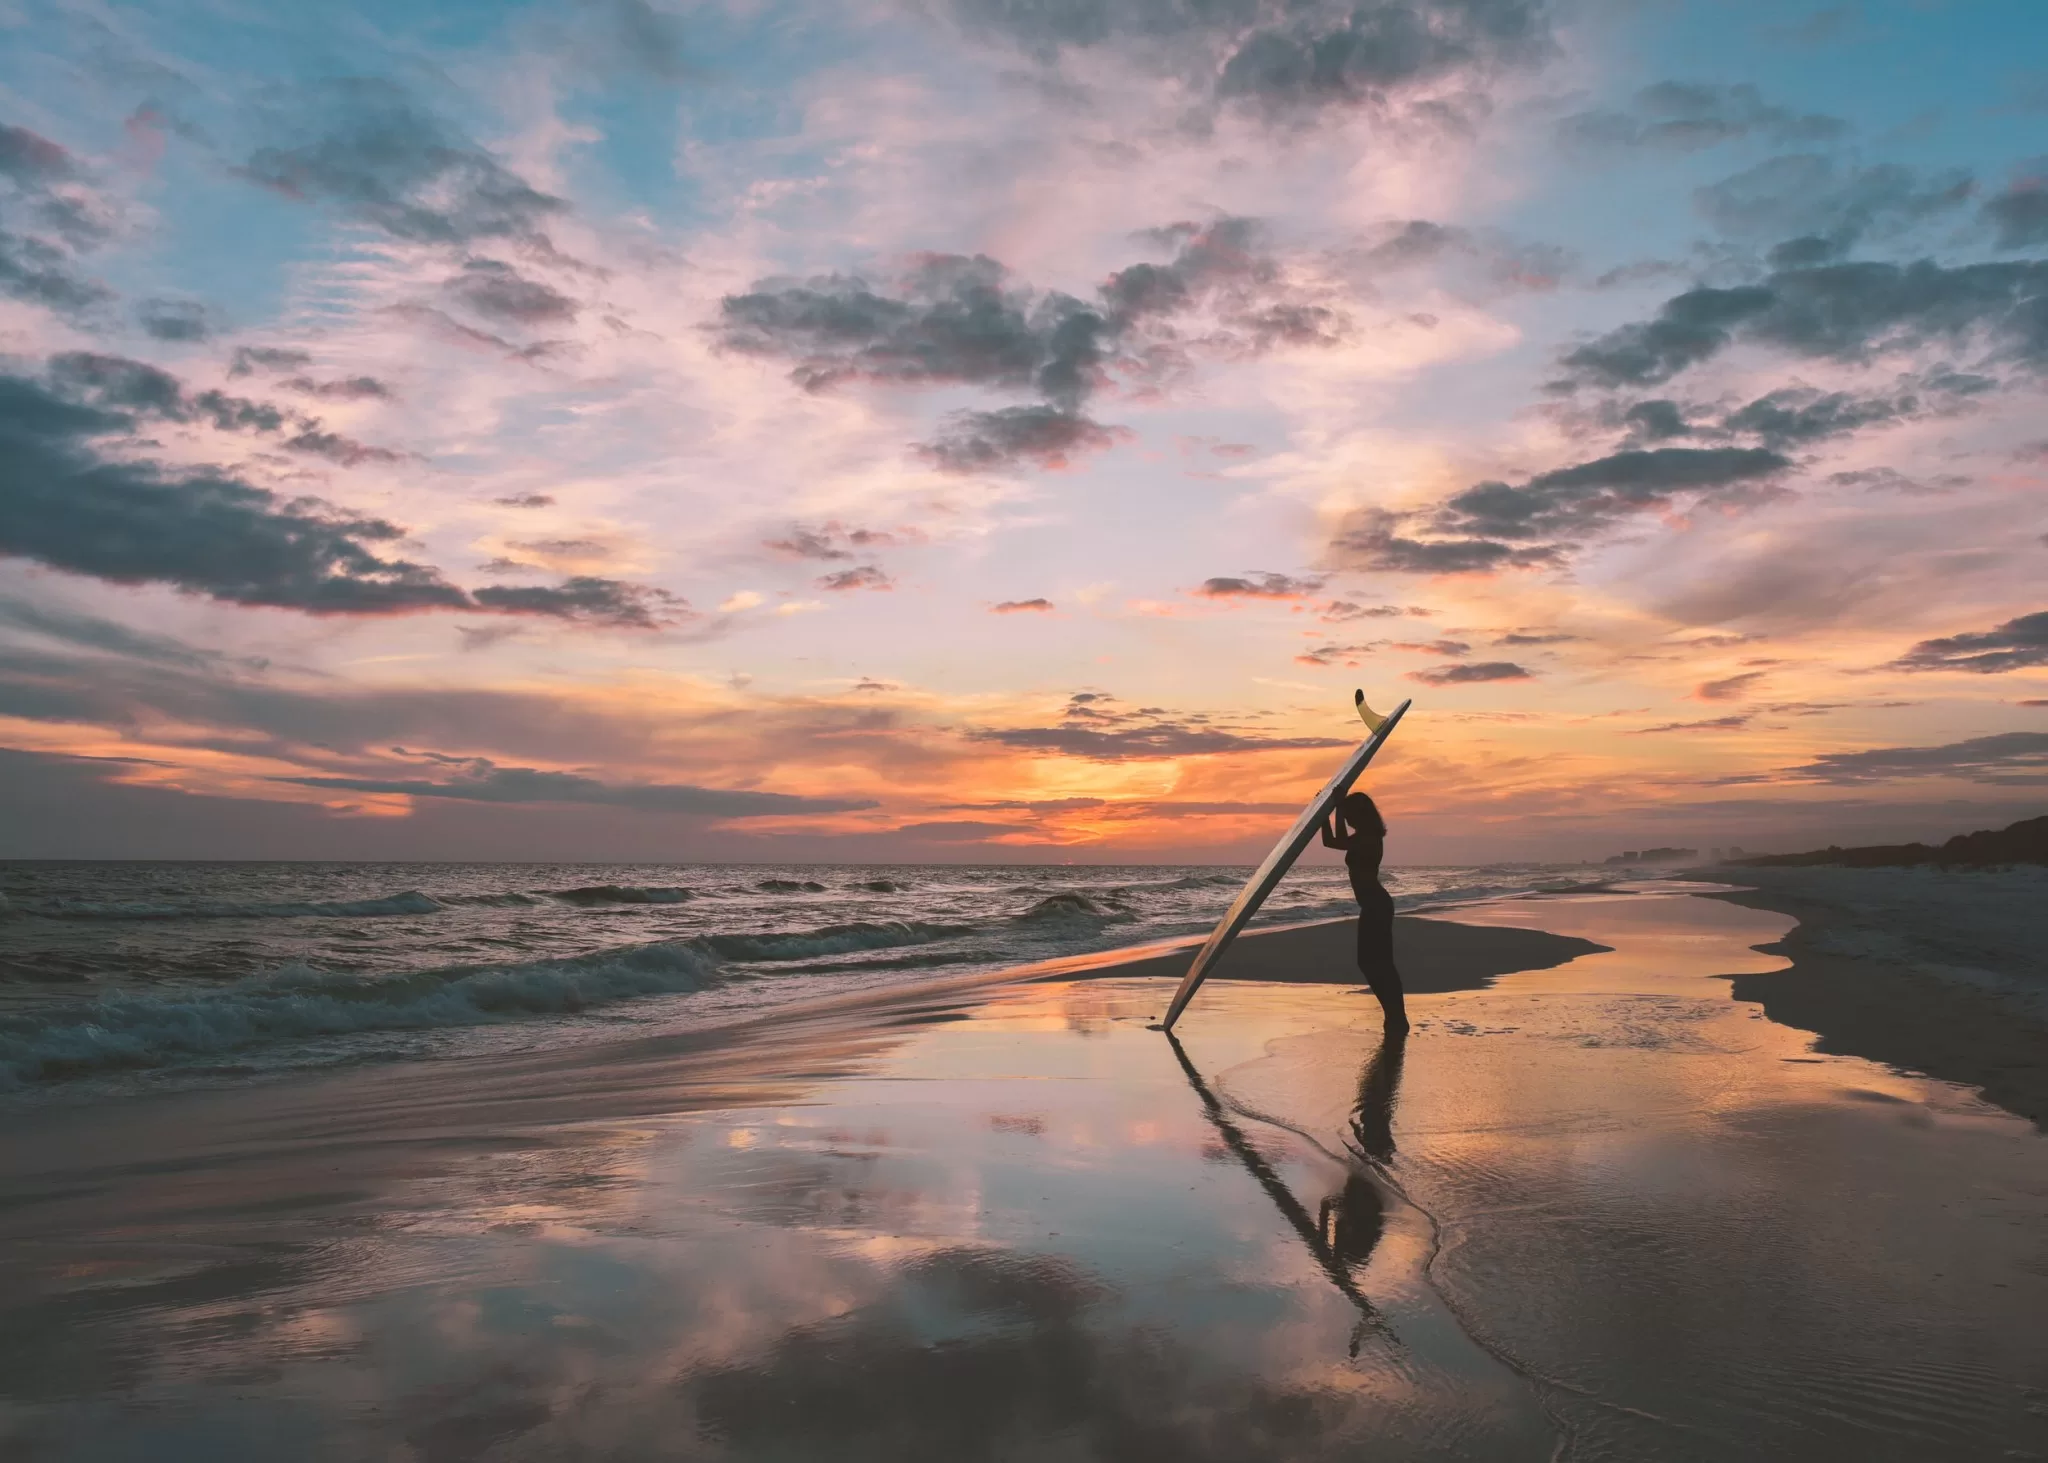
1321 791 1410 1033
1323 1034 1407 1270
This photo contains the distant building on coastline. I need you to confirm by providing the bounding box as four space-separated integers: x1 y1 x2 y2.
1603 847 1700 865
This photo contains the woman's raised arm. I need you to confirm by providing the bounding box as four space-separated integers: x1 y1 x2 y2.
1319 812 1349 849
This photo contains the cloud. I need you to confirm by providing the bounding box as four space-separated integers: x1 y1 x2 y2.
1406 660 1530 684
1984 163 2048 250
276 755 871 816
229 346 313 376
992 598 1054 613
238 79 567 248
0 121 113 314
1390 638 1470 655
1560 82 1846 152
444 258 578 325
0 593 223 669
1692 156 1973 254
137 297 214 342
1718 385 1925 447
0 362 677 626
723 219 1342 471
817 566 893 592
919 406 1124 473
1495 631 1579 645
284 375 397 401
1769 732 2048 784
764 522 899 561
1295 641 1384 667
494 493 555 508
1558 258 2048 389
1631 715 1751 733
970 717 1351 762
942 0 1553 122
1890 611 2048 673
1695 671 1766 701
1321 600 1427 621
1193 572 1326 599
1358 447 1792 572
469 577 687 628
1327 507 1560 575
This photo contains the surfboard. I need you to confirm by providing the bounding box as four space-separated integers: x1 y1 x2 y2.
1158 693 1411 1032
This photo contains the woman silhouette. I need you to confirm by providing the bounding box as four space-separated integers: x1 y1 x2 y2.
1321 790 1410 1033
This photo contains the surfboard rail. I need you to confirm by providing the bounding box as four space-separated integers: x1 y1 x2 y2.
1158 697 1412 1032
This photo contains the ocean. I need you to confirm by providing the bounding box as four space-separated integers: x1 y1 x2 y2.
0 860 1600 1101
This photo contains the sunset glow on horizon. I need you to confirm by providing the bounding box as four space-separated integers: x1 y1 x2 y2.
2 0 2044 863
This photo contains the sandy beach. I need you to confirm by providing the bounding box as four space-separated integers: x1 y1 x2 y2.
3 889 2045 1461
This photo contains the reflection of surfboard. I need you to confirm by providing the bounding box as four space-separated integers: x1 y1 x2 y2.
1158 695 1411 1032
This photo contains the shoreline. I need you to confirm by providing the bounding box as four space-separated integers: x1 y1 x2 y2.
1701 867 2048 1129
4 885 2045 1460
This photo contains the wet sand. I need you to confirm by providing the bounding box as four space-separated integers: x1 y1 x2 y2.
1703 869 2048 1129
2 892 2045 1460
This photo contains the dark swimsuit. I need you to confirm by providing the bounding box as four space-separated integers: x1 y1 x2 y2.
1345 835 1400 992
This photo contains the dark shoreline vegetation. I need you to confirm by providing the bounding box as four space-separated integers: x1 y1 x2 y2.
1732 813 2048 869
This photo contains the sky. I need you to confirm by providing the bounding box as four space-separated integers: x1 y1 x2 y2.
0 0 2044 865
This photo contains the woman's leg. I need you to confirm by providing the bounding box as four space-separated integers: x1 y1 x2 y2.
1356 904 1410 1030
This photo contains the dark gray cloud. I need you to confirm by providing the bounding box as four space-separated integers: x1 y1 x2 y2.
0 121 112 314
0 369 469 615
1891 611 2048 673
970 719 1346 760
1560 82 1846 152
944 0 1552 121
1771 731 2048 784
992 598 1054 613
470 576 686 628
239 79 567 247
1328 506 1561 575
494 493 555 508
1718 385 1920 446
277 755 870 817
1320 600 1428 620
445 258 578 324
136 297 214 341
46 350 403 462
920 406 1123 473
1390 637 1470 655
1984 165 2048 250
1407 660 1529 684
1693 156 1972 255
229 346 314 376
817 565 893 592
0 123 76 184
1331 446 1789 576
1631 715 1751 733
1558 258 2048 389
0 362 676 626
283 374 396 401
0 593 223 669
1695 671 1766 701
1295 641 1384 666
725 218 1341 471
764 522 900 561
1194 571 1325 598
1495 630 1579 645
1435 446 1790 541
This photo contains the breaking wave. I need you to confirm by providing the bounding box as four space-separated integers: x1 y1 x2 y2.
757 879 828 893
0 937 726 1088
1014 891 1135 925
549 885 695 906
697 920 975 963
18 891 446 921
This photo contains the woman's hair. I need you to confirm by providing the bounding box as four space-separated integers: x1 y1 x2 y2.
1340 791 1386 836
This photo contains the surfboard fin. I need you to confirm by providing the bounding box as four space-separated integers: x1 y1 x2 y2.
1354 689 1387 732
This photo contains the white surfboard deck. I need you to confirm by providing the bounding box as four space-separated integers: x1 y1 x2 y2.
1158 695 1411 1032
